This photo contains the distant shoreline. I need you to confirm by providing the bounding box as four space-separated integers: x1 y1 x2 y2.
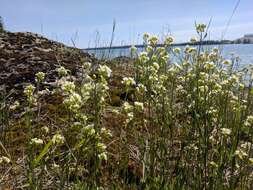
84 41 253 51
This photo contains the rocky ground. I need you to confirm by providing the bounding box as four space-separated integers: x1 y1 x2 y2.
0 31 134 102
0 31 97 92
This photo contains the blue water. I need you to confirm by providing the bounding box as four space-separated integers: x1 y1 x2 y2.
86 44 253 66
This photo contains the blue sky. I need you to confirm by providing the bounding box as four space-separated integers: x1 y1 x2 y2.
1 0 252 48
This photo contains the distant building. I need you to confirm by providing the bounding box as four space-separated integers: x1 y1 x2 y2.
244 34 253 38
235 34 253 44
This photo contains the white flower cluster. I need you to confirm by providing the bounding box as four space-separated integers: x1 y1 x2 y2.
122 77 136 87
57 66 69 77
24 84 36 104
35 72 46 83
98 65 112 78
52 134 65 145
134 101 144 111
221 128 231 136
165 36 174 46
63 92 82 113
61 81 75 94
196 23 206 33
0 156 10 164
30 138 44 145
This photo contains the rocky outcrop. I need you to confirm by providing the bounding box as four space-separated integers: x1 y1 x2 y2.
0 31 96 92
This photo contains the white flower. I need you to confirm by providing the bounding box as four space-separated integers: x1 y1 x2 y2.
204 62 215 70
212 47 219 53
209 52 219 61
229 75 239 83
35 72 46 82
61 81 75 93
41 126 49 134
152 62 160 70
196 23 206 33
101 127 112 138
235 149 248 160
38 89 50 96
97 81 109 92
165 36 174 45
249 158 253 165
222 60 231 65
52 163 60 170
148 35 159 46
241 142 252 150
168 65 179 75
98 65 112 78
209 135 216 144
24 84 35 97
134 102 144 111
123 102 133 113
190 37 198 43
82 125 96 136
122 77 136 87
136 84 146 93
244 115 253 127
63 92 82 112
57 66 69 77
157 47 166 57
146 45 153 53
161 56 169 64
82 62 91 69
81 82 93 99
98 152 108 161
188 47 197 54
214 83 222 91
221 128 232 136
209 161 218 168
126 112 134 123
143 33 150 41
199 85 208 93
96 142 107 152
111 109 120 115
9 101 20 111
52 134 65 145
173 47 181 54
30 138 44 145
130 45 137 54
139 51 149 62
0 156 11 164
148 74 158 82
239 83 245 89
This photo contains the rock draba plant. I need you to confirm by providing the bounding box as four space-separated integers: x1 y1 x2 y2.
1 24 253 189
120 25 253 189
21 62 112 189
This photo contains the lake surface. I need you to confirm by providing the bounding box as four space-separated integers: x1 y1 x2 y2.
85 44 253 66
